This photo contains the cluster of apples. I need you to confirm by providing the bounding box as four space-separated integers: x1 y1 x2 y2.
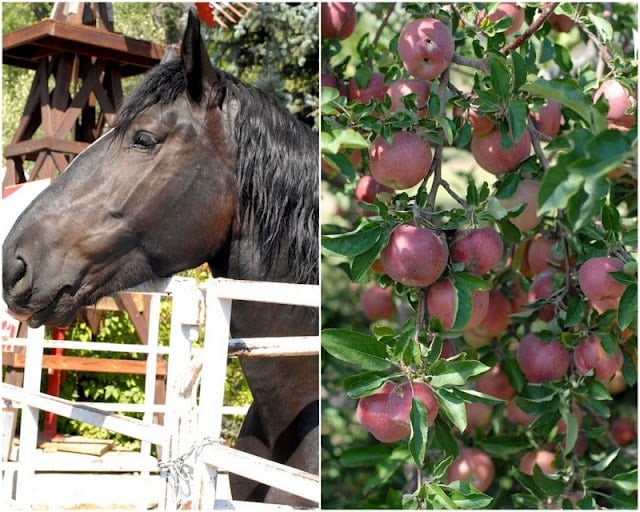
324 2 636 496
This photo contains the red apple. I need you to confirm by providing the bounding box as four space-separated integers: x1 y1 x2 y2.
607 370 628 395
380 224 449 287
446 447 495 492
573 334 624 382
360 284 394 320
427 280 490 331
527 269 558 322
321 72 348 97
450 227 504 276
510 278 529 314
475 363 516 401
517 333 570 383
523 234 564 277
485 3 525 36
549 13 575 32
471 128 531 175
369 131 433 190
498 178 542 232
506 399 537 427
463 290 512 348
594 79 637 129
578 257 625 310
469 109 496 136
440 338 457 359
356 382 411 442
348 72 386 104
321 2 357 40
610 418 636 446
397 18 455 80
386 79 430 116
388 382 439 427
354 175 393 215
530 100 562 138
519 449 556 475
465 401 493 434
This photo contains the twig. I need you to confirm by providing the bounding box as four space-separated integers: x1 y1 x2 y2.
527 117 551 171
372 4 396 50
452 53 490 75
501 3 559 55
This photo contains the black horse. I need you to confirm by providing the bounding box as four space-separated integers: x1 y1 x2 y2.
2 9 318 507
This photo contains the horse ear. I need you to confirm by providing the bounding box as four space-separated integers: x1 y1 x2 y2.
182 7 219 102
160 45 178 64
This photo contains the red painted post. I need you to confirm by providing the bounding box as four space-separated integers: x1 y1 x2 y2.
41 327 66 441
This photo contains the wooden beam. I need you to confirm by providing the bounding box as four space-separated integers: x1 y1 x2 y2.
2 353 168 376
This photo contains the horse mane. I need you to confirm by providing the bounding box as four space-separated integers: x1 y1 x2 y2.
112 58 318 286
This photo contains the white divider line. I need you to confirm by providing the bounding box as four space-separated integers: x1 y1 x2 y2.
1 383 165 446
201 443 320 503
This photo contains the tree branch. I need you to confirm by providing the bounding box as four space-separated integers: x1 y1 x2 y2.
501 3 560 55
452 53 490 75
527 117 551 171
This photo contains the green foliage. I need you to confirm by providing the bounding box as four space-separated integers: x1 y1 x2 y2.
321 2 637 509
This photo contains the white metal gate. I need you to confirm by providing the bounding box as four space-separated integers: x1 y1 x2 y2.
1 276 320 509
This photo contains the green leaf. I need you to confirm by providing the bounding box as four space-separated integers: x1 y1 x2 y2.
508 100 528 142
566 176 608 231
321 224 382 258
613 469 638 492
618 284 637 330
429 360 490 387
538 164 584 215
445 481 493 508
563 296 586 328
477 433 531 456
355 66 371 90
516 393 561 415
553 43 572 73
435 388 467 432
432 419 459 456
511 50 527 91
489 54 511 100
409 398 429 467
344 371 393 398
351 227 392 282
532 464 565 496
321 328 390 370
562 409 579 455
340 444 393 467
586 13 613 43
521 78 605 128
592 448 620 471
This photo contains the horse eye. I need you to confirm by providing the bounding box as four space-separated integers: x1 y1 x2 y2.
132 131 158 150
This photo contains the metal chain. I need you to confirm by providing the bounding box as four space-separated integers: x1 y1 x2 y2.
158 436 219 503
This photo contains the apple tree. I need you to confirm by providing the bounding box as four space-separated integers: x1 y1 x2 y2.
320 2 637 509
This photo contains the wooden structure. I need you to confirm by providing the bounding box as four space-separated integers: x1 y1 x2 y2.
2 2 166 187
1 277 320 510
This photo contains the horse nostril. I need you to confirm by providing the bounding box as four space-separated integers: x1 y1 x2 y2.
4 255 29 295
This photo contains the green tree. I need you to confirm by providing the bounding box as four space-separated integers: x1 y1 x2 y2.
321 3 637 509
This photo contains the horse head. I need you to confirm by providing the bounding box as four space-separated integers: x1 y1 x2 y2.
3 10 240 327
